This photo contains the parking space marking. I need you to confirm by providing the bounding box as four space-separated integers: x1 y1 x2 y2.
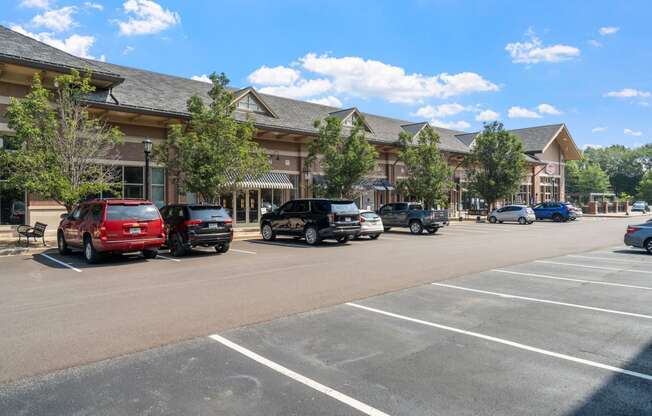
492 269 652 290
535 260 652 275
567 254 652 264
431 283 652 320
209 334 391 416
375 236 408 241
156 254 181 262
346 302 652 382
39 254 82 272
230 248 257 254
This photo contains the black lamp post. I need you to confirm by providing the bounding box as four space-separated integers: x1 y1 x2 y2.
143 139 152 200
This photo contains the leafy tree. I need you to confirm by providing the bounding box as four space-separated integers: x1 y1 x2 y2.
155 73 269 203
565 159 610 204
396 125 451 209
305 115 378 198
2 70 124 212
637 170 652 202
463 122 527 209
584 145 644 195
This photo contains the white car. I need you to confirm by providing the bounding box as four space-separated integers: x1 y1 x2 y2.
356 210 384 239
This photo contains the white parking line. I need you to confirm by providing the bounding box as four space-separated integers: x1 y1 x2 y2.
376 236 408 241
346 302 652 382
156 254 181 262
230 248 257 254
567 254 652 264
209 334 391 416
448 228 490 234
431 283 652 320
535 260 652 275
492 269 652 290
39 254 82 273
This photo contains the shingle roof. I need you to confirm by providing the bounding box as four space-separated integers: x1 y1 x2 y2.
454 124 565 153
0 25 122 82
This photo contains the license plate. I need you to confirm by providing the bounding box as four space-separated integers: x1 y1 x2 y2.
208 223 218 229
130 227 140 235
345 217 351 222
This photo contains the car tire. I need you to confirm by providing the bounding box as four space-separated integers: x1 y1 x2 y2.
335 235 350 243
215 242 230 253
261 223 276 241
304 226 320 245
552 214 563 222
488 216 497 224
57 231 71 255
83 236 99 264
169 233 187 257
142 248 158 259
369 234 380 240
427 227 438 234
383 227 391 232
518 217 527 225
409 220 423 235
645 238 652 255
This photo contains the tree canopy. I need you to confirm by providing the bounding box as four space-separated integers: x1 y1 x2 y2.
463 122 527 208
154 73 269 204
305 115 378 199
2 70 124 211
565 159 610 204
396 125 451 209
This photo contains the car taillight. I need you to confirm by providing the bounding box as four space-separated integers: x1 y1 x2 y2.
627 226 640 234
184 219 203 226
99 224 107 241
327 213 335 225
359 215 366 223
223 218 233 225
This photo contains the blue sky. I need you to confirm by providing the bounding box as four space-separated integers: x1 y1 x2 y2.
4 0 651 149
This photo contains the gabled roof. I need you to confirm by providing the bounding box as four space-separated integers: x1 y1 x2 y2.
456 124 566 153
0 25 123 84
231 86 279 118
400 122 429 138
328 107 374 133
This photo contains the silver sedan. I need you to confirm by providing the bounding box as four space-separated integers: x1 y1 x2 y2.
488 205 536 225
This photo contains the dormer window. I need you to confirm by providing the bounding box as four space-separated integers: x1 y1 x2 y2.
343 113 359 127
237 94 263 113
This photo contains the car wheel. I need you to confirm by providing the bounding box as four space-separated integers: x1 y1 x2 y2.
335 235 350 243
645 238 652 254
261 223 276 241
369 234 380 240
215 242 230 253
169 233 186 257
142 248 158 259
57 231 71 255
304 226 320 245
552 214 563 222
409 220 423 235
488 216 497 224
518 217 527 225
83 236 99 264
383 227 391 232
427 227 438 234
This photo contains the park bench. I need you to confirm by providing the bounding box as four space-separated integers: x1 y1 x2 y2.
17 222 48 247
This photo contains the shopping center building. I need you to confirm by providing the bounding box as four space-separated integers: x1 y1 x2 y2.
0 25 581 231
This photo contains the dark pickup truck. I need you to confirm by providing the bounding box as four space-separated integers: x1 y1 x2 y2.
377 202 449 234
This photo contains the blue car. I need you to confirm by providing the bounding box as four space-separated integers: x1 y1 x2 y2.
624 220 652 254
532 202 574 222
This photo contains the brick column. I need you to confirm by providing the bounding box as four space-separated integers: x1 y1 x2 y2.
588 201 597 214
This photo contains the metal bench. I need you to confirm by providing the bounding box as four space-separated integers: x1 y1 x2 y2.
17 222 48 247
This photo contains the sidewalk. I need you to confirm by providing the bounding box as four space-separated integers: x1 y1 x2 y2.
0 239 53 256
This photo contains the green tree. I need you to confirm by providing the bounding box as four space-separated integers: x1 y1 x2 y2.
463 122 527 209
565 159 610 204
637 170 652 202
155 73 269 203
305 115 378 198
396 125 451 209
584 145 644 195
2 70 124 212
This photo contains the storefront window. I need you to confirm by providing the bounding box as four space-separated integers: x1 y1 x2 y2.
150 167 165 208
219 193 234 217
539 176 560 202
236 190 246 224
289 175 300 199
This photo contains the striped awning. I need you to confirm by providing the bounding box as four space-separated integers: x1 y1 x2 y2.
226 172 294 189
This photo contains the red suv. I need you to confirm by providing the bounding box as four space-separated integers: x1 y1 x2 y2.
57 199 166 263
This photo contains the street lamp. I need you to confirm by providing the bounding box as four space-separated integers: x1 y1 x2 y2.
143 139 152 200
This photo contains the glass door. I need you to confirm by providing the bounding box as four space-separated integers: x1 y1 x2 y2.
236 190 246 224
248 189 259 223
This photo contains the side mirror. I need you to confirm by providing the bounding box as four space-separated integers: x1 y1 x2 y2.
60 213 68 220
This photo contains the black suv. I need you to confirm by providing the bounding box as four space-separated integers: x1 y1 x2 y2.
160 204 233 256
260 199 361 245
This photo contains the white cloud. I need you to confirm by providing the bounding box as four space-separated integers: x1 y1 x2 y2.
84 2 104 11
591 126 607 133
604 88 651 98
430 119 471 130
505 30 580 64
508 106 542 119
624 128 642 137
10 25 97 59
588 39 602 47
299 52 498 103
19 0 51 8
248 65 300 86
258 78 332 99
122 45 135 55
308 96 343 107
581 144 603 150
413 103 466 119
191 74 212 83
475 109 499 122
537 103 562 115
32 6 77 32
117 0 180 36
599 26 620 36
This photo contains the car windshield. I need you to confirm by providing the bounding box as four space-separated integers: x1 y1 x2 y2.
409 204 424 210
331 202 358 214
188 206 229 221
106 204 159 221
361 212 379 219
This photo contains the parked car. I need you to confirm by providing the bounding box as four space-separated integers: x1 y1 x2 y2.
260 199 361 245
561 202 583 220
488 205 535 224
624 219 652 254
532 202 574 222
57 199 166 263
356 210 383 239
377 202 448 234
160 204 233 256
631 201 650 213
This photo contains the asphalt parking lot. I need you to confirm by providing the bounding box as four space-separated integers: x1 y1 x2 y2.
1 217 651 415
